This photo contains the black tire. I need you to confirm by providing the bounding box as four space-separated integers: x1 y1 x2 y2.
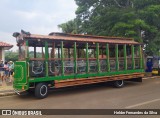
113 80 124 88
27 88 35 94
35 83 48 99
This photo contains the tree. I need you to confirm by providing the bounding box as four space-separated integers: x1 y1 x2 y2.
5 50 19 62
58 18 82 34
59 0 160 55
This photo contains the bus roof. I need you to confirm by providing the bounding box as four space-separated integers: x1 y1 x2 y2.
13 31 142 45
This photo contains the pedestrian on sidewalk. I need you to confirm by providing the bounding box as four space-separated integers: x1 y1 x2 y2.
4 61 9 82
0 60 4 82
9 61 14 82
146 59 153 72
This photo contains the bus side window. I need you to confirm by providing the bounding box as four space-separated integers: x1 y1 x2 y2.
127 45 132 69
28 40 46 77
109 44 116 71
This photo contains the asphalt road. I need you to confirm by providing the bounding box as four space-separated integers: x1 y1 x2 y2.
0 77 160 118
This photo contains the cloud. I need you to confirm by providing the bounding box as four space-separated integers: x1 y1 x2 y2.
0 0 77 50
0 31 17 51
15 11 39 20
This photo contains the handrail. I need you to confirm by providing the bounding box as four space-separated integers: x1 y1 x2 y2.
27 62 29 77
29 57 141 61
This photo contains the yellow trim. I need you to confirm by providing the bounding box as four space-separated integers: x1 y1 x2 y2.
152 70 158 74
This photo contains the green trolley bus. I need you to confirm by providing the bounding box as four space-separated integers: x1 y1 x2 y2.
13 30 144 99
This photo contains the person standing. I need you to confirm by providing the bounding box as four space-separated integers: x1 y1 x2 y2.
146 59 153 72
9 61 14 82
3 61 9 82
0 60 4 82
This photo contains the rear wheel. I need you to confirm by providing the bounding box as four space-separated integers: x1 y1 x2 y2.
113 80 124 88
35 83 48 99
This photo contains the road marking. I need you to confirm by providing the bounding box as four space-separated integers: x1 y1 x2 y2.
125 99 160 109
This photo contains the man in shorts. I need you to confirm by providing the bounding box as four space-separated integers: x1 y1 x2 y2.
9 61 14 82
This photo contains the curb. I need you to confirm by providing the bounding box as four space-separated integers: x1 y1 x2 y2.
0 91 16 97
143 76 160 80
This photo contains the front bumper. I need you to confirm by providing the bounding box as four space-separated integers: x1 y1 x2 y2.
14 89 27 95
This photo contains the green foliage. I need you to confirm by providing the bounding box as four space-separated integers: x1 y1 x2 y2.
59 0 160 55
5 50 18 62
29 51 43 58
58 19 82 34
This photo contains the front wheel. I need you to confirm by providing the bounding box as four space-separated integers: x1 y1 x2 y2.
35 83 48 99
113 80 124 88
26 88 34 94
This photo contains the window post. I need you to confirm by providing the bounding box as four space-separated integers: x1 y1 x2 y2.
131 45 135 69
68 48 70 58
58 48 60 58
86 43 89 73
74 42 77 74
139 45 143 69
25 40 29 61
34 46 36 58
61 41 64 76
96 43 100 73
116 44 119 71
51 42 55 58
124 44 127 70
106 44 110 72
45 41 49 77
25 40 29 78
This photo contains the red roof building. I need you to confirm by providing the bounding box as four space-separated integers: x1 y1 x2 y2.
0 41 13 61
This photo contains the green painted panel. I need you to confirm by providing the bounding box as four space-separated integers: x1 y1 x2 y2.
26 40 29 61
13 61 29 90
28 69 144 83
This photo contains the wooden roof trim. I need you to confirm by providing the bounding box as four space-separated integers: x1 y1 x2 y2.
24 34 141 45
49 32 133 40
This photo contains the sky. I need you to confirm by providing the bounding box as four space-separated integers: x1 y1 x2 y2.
0 0 77 50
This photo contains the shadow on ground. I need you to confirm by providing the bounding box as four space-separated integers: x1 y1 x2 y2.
17 81 142 100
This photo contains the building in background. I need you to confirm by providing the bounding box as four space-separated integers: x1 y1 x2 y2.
0 42 13 61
